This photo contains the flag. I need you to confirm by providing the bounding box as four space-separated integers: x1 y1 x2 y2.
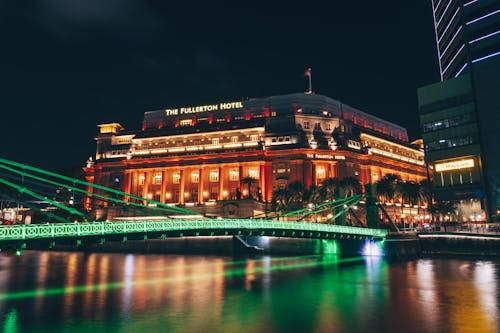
304 68 311 77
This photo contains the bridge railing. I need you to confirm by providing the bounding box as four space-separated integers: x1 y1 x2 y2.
0 219 388 242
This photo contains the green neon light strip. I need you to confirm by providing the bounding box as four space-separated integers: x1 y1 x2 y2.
0 158 195 215
302 195 361 218
0 177 87 218
0 163 197 217
333 196 361 220
0 218 388 242
280 196 352 217
0 255 365 301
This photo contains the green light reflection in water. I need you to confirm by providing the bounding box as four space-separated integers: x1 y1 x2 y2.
2 309 18 333
0 255 362 301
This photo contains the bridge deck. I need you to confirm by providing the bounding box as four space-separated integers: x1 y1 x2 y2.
0 219 387 247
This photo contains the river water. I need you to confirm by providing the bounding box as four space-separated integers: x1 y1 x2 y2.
0 251 499 333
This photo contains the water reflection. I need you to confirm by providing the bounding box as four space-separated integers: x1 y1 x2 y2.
0 252 498 333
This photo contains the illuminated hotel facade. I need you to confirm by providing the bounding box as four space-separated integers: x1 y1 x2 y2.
85 93 426 217
419 0 499 222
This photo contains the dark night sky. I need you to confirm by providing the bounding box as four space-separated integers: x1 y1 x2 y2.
0 1 440 172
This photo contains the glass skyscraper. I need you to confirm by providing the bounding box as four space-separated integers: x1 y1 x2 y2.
432 0 499 80
419 0 499 222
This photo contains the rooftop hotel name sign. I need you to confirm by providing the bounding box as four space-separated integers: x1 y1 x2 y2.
165 102 243 116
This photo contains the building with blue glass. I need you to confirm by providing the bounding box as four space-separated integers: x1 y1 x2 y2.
418 0 499 222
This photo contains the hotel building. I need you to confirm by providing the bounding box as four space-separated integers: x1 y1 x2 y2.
418 0 499 222
84 93 426 218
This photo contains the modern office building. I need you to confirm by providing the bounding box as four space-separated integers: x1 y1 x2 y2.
84 93 427 219
418 0 499 222
431 0 499 80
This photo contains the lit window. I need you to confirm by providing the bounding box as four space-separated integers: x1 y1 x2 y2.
231 136 239 143
138 174 145 185
209 170 219 182
173 172 181 184
229 169 239 181
212 138 220 145
316 167 326 179
250 134 259 142
304 121 310 129
191 171 199 183
248 168 259 179
153 173 162 185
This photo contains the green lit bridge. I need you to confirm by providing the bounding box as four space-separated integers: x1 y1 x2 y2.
0 219 388 252
0 157 388 253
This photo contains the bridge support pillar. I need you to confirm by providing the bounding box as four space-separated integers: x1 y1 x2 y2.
365 183 378 229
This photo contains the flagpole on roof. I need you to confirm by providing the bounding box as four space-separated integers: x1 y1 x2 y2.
304 68 313 94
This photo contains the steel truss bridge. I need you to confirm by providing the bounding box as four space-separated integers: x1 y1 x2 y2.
0 157 388 253
0 219 388 252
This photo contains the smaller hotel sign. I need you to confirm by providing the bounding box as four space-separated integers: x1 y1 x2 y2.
435 159 474 172
307 154 345 160
165 102 243 116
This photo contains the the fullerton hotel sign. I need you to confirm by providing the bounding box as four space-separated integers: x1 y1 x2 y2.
165 101 244 116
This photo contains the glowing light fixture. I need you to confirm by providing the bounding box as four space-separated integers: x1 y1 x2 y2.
435 158 474 172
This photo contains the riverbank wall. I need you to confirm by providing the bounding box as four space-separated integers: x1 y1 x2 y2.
384 233 500 258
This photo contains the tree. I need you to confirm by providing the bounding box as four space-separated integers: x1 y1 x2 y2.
304 185 322 206
417 179 433 224
287 181 304 211
339 177 362 198
395 181 419 228
337 177 362 225
240 177 258 199
429 201 456 226
271 188 289 213
376 174 400 203
319 178 338 203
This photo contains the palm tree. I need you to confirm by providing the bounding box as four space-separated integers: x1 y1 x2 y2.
417 179 433 225
240 177 258 199
336 177 362 225
271 188 289 213
395 181 419 229
304 185 323 206
319 178 338 203
429 201 456 228
339 177 362 198
287 181 304 211
376 174 400 201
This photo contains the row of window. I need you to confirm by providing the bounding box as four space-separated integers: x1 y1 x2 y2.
303 121 332 131
422 112 475 133
435 169 477 188
426 135 477 152
136 135 260 148
137 168 260 185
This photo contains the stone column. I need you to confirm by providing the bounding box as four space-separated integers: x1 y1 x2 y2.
259 162 272 202
239 164 244 195
160 170 167 203
122 171 131 202
218 166 223 200
179 169 185 204
198 167 204 203
142 171 151 203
